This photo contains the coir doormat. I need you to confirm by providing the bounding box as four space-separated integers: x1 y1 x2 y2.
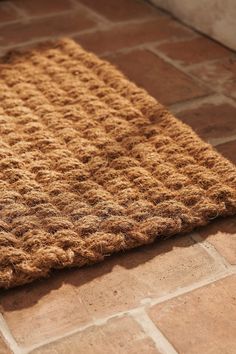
1 39 236 288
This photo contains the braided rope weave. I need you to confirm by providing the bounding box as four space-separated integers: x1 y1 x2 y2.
0 38 236 288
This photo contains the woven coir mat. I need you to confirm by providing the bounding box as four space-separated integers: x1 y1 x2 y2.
1 39 236 288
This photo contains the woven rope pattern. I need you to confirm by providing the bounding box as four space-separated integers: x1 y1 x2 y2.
1 38 236 288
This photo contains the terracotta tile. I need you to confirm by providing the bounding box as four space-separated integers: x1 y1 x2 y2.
0 2 20 23
30 316 160 354
114 235 223 297
157 37 232 65
176 102 236 140
199 217 236 265
12 0 74 16
78 0 160 22
0 235 223 347
74 237 221 318
149 275 236 354
190 57 236 100
76 18 194 55
0 9 96 47
0 335 12 354
217 140 236 164
106 49 210 105
0 277 92 347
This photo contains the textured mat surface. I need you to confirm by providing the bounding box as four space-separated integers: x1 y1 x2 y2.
1 38 236 288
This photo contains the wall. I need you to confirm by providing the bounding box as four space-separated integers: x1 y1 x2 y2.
151 0 236 50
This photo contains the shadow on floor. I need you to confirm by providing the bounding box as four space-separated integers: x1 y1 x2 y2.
0 215 235 313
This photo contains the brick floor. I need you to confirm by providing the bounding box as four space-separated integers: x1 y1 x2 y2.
0 1 20 22
149 275 236 354
106 49 210 105
189 57 236 100
157 37 231 65
0 236 223 347
11 0 74 16
0 9 96 47
217 140 236 164
78 0 160 22
175 101 236 141
0 0 235 353
30 316 160 354
76 18 193 55
199 217 236 265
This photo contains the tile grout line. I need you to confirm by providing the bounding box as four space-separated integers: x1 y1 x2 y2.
22 268 233 353
169 93 236 113
148 44 236 101
75 12 170 28
0 19 197 53
0 35 194 59
184 55 236 72
2 2 29 23
168 94 236 146
0 314 23 354
0 26 103 54
210 135 236 147
72 0 113 26
148 268 234 307
0 9 76 29
131 307 179 354
0 2 168 30
0 0 112 28
147 45 215 93
98 33 198 59
190 232 234 269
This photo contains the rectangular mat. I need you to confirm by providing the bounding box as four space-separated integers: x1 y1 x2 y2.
1 38 236 288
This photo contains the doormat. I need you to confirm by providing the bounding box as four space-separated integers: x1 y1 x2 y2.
1 39 236 288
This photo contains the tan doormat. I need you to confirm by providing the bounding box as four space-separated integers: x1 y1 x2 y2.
1 38 236 288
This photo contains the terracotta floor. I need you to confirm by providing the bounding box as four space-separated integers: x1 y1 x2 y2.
0 1 236 353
